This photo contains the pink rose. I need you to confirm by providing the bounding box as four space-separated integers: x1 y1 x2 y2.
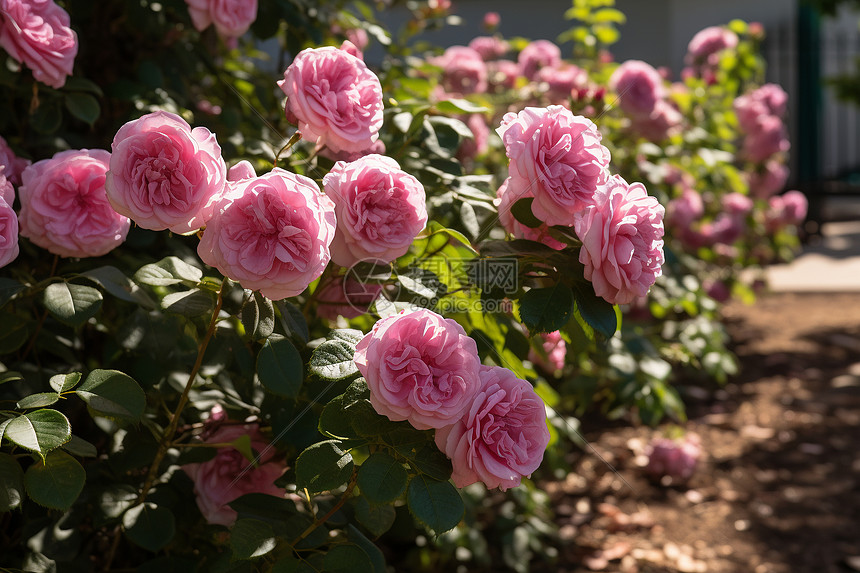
198 167 336 300
18 149 130 258
645 433 701 482
517 39 561 80
316 274 383 320
536 63 588 104
0 0 77 89
323 154 427 267
747 159 788 199
105 111 227 233
278 46 383 154
354 308 482 430
704 278 731 303
629 100 682 142
666 187 704 229
340 40 362 60
182 423 285 526
574 175 665 305
0 186 17 269
482 11 500 30
685 26 738 67
227 159 256 182
468 36 508 61
0 135 30 185
742 115 789 163
185 0 258 43
528 331 566 374
710 212 744 244
768 190 807 230
609 60 665 117
495 178 565 250
734 83 788 131
435 365 550 491
0 166 12 204
457 114 490 162
497 105 611 227
721 192 753 217
487 59 519 91
433 46 488 95
346 28 369 51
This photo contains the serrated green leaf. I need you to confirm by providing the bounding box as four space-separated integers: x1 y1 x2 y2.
357 453 408 504
323 543 375 573
242 292 275 341
295 440 354 495
24 450 85 510
161 289 214 317
231 518 276 559
309 339 358 382
50 372 81 393
406 475 464 533
64 92 100 124
135 257 203 286
384 427 452 480
82 266 157 307
3 410 71 457
0 452 25 512
16 392 60 409
75 369 145 423
319 395 358 439
42 282 103 327
328 328 365 346
435 98 489 114
62 434 98 458
123 503 176 551
256 336 303 397
274 300 309 343
572 283 617 338
353 496 396 537
518 284 574 334
459 201 480 240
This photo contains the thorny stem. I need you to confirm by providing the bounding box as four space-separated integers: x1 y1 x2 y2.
289 469 358 548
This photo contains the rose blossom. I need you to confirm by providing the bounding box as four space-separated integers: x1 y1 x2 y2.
18 149 130 258
0 135 30 185
105 111 227 233
435 365 550 491
630 100 682 142
497 105 611 227
644 433 701 482
609 60 665 117
528 331 566 374
734 83 788 131
768 190 807 229
686 26 738 67
536 63 588 104
323 154 427 267
278 46 383 154
185 0 258 44
340 39 362 60
315 274 383 321
487 59 519 90
747 159 788 199
0 166 12 204
518 40 561 80
182 422 285 526
0 0 77 89
482 11 500 30
721 192 753 217
742 115 789 163
710 212 745 244
574 175 665 305
468 36 508 61
495 178 565 250
0 175 17 268
457 114 490 162
433 45 488 95
198 167 335 300
346 27 369 51
666 187 703 229
354 308 482 430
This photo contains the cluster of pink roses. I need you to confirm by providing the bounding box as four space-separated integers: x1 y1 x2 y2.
609 60 682 142
528 330 567 375
0 0 77 88
495 105 666 306
735 83 791 166
354 308 551 491
184 0 258 47
682 25 739 83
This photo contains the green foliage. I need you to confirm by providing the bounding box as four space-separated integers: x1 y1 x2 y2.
75 369 146 423
406 475 465 533
295 440 355 495
122 504 177 552
257 336 304 397
23 450 85 510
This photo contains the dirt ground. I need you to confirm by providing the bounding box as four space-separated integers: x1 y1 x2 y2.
542 292 860 573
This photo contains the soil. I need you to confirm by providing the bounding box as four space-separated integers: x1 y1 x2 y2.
541 292 860 573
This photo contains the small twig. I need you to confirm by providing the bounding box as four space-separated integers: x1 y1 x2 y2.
102 524 122 572
289 469 358 548
273 131 303 169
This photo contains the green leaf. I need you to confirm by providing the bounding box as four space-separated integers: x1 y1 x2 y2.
229 493 299 524
518 284 575 334
24 450 85 510
353 496 396 537
357 453 408 504
83 266 157 308
319 395 358 440
0 452 25 512
384 428 452 480
435 98 489 114
135 257 203 286
323 543 375 573
309 339 358 382
328 328 365 346
0 277 24 307
50 372 81 393
62 434 98 458
0 371 24 385
275 301 309 343
16 392 60 409
295 440 354 495
241 292 275 341
62 76 104 96
0 313 30 354
572 283 617 338
256 336 304 397
230 518 277 559
3 409 71 457
64 92 100 125
272 557 318 573
459 201 480 240
75 369 146 423
510 197 543 229
122 503 176 551
161 288 214 317
406 475 464 533
0 418 10 444
347 524 387 573
42 282 103 327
